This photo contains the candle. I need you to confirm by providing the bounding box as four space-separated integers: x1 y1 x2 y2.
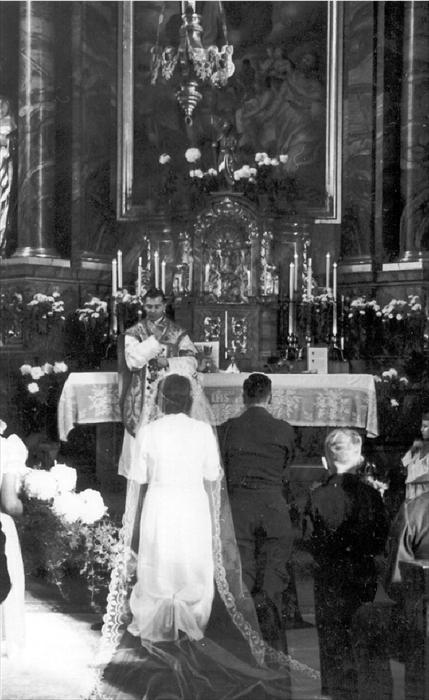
117 250 123 289
333 261 337 300
178 272 183 293
154 251 159 288
205 263 210 289
263 264 268 295
188 259 193 292
289 262 295 300
112 259 118 296
137 257 142 296
307 257 312 298
247 268 251 294
112 300 118 335
326 252 331 291
294 251 299 291
224 310 228 358
161 259 166 293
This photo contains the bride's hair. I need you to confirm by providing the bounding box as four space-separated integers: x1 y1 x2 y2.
158 374 193 415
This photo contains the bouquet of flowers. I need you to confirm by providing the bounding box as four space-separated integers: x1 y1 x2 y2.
18 463 120 611
24 291 66 336
373 368 419 444
72 296 110 368
17 361 69 438
380 295 426 356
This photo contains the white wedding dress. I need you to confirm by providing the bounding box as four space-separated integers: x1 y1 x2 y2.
0 433 27 657
127 413 220 643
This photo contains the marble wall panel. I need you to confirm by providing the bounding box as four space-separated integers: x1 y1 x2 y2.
341 1 375 260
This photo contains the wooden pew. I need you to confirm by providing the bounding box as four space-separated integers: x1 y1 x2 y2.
399 560 429 700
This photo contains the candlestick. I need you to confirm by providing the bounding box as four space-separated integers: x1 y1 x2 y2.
294 251 299 291
117 250 123 289
263 264 268 295
154 251 159 288
326 252 331 291
333 300 338 337
112 259 118 296
188 259 193 292
307 257 312 298
161 259 166 293
288 299 294 337
333 261 337 300
224 310 228 359
146 239 151 271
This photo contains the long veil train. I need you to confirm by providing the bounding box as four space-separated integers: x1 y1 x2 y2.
91 369 320 699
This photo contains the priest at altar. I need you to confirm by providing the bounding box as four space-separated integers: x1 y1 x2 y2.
118 288 198 480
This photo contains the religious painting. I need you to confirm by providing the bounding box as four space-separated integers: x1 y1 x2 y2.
118 0 342 221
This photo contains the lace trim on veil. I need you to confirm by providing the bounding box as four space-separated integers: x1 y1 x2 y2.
94 369 320 689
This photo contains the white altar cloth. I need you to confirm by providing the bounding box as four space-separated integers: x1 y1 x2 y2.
58 372 378 440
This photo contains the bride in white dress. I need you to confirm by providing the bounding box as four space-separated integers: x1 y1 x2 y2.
127 374 220 642
0 421 26 657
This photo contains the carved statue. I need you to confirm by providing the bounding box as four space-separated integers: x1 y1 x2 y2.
0 95 17 255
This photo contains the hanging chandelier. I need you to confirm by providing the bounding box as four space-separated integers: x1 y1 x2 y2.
150 1 235 125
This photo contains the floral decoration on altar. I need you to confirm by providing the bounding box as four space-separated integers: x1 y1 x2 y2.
18 463 120 611
158 146 297 211
18 361 69 439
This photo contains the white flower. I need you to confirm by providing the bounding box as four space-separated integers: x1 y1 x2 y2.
27 382 39 394
0 419 7 435
390 398 399 408
52 291 61 299
184 147 201 163
399 376 409 385
249 167 257 177
53 361 68 374
78 489 107 524
50 463 77 493
20 364 32 376
42 362 54 374
23 469 57 501
254 152 267 163
271 158 279 166
396 313 403 320
30 366 44 380
52 492 82 524
279 154 289 164
206 168 217 176
159 153 171 165
190 168 203 178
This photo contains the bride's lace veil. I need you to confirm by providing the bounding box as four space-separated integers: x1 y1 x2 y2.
95 368 319 698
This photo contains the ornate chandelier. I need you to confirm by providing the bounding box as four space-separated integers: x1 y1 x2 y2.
150 1 235 125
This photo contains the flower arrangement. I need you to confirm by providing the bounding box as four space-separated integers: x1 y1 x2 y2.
25 291 66 335
18 361 69 438
373 368 420 444
18 463 120 611
0 291 24 344
73 296 110 368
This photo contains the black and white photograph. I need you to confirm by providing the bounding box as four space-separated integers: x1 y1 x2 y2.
1 1 429 698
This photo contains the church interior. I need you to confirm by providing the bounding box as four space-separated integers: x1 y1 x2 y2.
1 1 429 699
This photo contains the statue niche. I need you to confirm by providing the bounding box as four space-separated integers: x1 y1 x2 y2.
193 195 259 303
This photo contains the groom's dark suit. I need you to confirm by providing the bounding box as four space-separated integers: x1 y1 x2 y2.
218 406 295 626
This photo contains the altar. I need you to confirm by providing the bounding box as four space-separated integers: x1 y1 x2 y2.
58 371 378 439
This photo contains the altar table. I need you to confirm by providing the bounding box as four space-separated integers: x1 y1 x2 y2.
58 372 379 440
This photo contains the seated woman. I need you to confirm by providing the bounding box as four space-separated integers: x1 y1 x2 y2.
304 428 389 700
95 374 320 700
0 419 27 657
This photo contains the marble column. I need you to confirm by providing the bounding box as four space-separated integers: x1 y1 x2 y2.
400 1 429 260
14 0 58 257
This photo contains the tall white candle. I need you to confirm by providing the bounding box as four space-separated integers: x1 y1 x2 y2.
146 239 151 271
247 268 251 294
326 252 331 291
224 310 228 357
188 259 193 292
263 264 268 295
205 263 210 288
117 250 123 289
289 262 295 300
294 251 299 291
332 261 337 300
112 259 118 296
112 300 118 335
307 257 312 298
161 259 166 293
137 257 142 296
154 251 159 288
